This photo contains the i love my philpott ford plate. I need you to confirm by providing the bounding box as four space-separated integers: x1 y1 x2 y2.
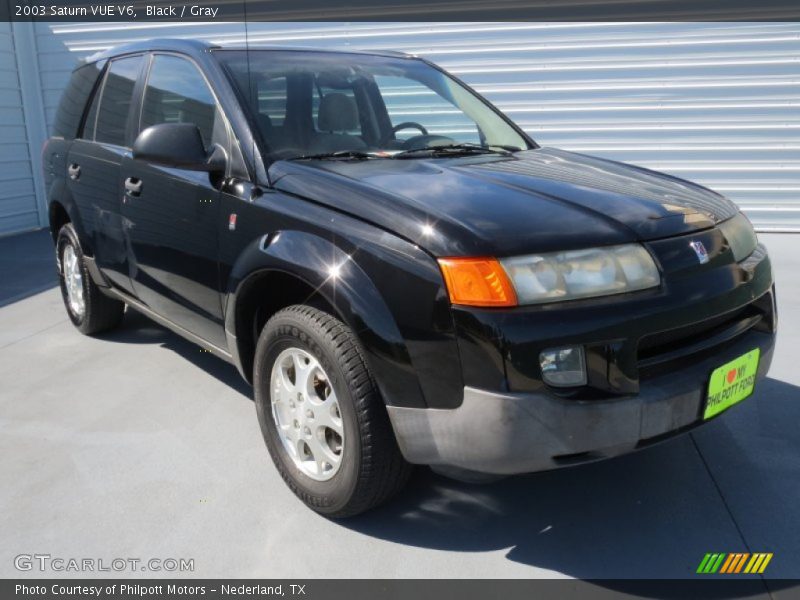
704 348 761 420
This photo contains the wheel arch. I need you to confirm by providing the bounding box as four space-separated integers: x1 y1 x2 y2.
224 230 425 408
229 267 342 382
48 200 71 242
46 176 92 255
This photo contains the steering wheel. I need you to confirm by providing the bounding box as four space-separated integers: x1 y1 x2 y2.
392 122 429 136
402 134 455 150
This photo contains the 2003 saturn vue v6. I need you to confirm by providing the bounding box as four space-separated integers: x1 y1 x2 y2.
42 40 777 516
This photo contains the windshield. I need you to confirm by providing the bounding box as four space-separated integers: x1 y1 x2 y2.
215 50 532 161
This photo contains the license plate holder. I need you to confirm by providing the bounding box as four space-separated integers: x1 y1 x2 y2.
704 348 760 420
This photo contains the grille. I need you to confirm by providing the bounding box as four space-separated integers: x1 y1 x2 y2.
638 307 749 360
637 305 763 378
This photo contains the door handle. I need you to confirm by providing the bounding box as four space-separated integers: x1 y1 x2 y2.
68 163 81 180
124 177 142 196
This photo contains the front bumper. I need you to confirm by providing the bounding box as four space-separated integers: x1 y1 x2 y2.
387 327 775 475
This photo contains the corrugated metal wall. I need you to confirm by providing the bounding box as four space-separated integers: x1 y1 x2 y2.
13 21 800 235
0 22 45 236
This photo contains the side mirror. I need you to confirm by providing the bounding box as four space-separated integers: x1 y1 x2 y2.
132 123 225 172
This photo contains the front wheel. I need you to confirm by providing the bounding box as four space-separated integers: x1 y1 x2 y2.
254 305 411 517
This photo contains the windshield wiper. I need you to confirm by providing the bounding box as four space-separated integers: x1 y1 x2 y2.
393 143 517 159
287 150 379 161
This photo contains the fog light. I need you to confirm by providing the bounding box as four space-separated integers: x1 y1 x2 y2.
539 346 587 387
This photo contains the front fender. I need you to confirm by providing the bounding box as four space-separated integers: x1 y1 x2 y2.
225 229 442 409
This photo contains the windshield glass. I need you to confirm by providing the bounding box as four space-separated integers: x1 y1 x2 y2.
215 50 532 160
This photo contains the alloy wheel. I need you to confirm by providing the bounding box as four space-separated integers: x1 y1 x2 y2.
270 347 344 481
62 243 85 318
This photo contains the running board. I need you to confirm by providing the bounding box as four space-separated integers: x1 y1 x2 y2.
105 288 233 363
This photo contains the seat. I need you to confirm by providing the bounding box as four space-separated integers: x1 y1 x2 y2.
256 113 295 154
310 93 366 154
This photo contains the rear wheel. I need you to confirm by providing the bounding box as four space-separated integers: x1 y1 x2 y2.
56 223 125 335
254 305 411 517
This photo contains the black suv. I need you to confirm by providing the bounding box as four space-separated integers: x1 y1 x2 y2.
43 39 776 517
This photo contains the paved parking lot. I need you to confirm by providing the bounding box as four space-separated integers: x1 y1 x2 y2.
1 230 798 588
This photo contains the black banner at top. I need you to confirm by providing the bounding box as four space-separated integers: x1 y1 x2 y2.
2 0 800 22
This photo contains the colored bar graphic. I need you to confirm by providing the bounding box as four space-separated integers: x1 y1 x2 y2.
720 554 736 574
711 554 725 573
759 554 774 573
698 552 773 574
697 553 713 574
745 554 760 573
734 553 750 573
720 553 750 573
697 554 712 573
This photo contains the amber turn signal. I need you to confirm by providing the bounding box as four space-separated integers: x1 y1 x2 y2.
438 257 518 307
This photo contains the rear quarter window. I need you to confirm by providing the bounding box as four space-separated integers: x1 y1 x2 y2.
52 62 104 139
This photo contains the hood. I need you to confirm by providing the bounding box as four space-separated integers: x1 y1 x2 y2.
268 147 737 258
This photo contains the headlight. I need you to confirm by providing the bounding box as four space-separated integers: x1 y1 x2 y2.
719 212 757 262
500 244 660 305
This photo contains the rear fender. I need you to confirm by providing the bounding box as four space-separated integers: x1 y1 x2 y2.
46 168 94 252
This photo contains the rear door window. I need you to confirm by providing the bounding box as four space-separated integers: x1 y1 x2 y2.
92 55 144 146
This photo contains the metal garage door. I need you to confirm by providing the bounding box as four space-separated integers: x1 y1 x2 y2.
24 21 800 233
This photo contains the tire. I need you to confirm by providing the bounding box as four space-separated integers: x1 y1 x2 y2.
254 305 412 517
56 223 125 335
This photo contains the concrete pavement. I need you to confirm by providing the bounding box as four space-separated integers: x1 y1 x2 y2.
0 230 798 588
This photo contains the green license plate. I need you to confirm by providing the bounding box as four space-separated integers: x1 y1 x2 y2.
704 348 760 420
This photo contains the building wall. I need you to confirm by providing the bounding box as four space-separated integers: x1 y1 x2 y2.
0 22 47 236
3 21 799 235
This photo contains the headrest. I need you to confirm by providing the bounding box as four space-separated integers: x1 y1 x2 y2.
318 93 358 132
